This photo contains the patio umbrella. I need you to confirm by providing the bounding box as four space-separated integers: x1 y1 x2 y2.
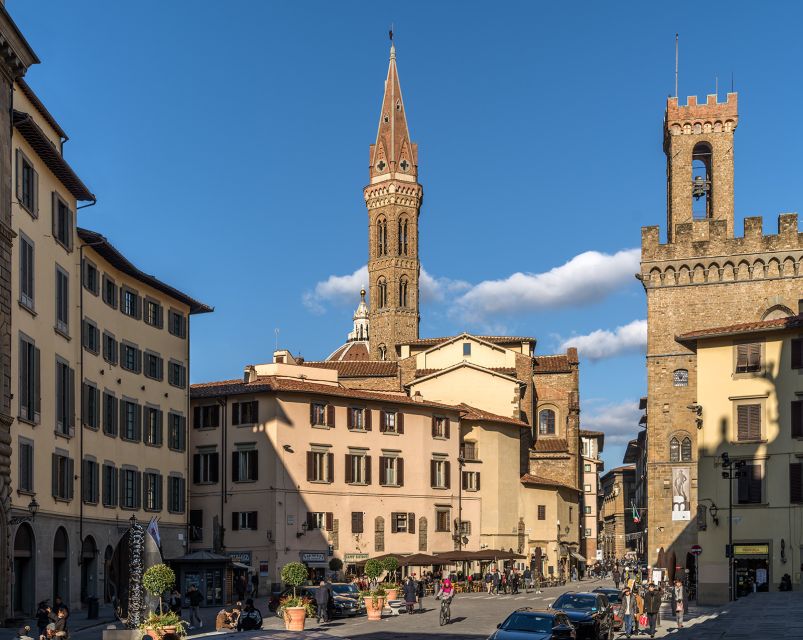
657 547 666 569
667 550 677 582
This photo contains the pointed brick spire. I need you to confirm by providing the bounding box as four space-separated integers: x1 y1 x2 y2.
369 42 417 181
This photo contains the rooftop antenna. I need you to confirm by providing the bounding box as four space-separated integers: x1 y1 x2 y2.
274 328 279 352
674 33 679 98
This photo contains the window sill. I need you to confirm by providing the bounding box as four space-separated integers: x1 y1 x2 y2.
102 430 118 439
16 488 34 497
381 431 400 436
17 416 38 427
732 439 768 445
103 358 118 367
54 326 71 341
54 430 73 440
168 382 186 390
462 458 482 464
18 300 36 317
193 481 218 486
312 424 331 430
83 286 99 297
102 503 117 509
84 425 99 432
82 500 99 506
167 447 186 453
144 375 164 383
120 437 141 444
432 485 449 490
193 426 219 432
347 481 369 487
465 488 480 493
309 480 332 485
433 435 449 441
735 502 768 507
233 479 257 484
144 442 163 448
379 483 401 488
84 347 100 357
233 422 257 428
53 497 72 504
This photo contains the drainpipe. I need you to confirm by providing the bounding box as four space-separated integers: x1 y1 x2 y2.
219 395 228 552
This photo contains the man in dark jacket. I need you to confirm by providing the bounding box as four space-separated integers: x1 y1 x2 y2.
613 568 621 590
643 583 662 638
403 576 417 614
315 581 331 623
187 585 203 629
237 599 263 631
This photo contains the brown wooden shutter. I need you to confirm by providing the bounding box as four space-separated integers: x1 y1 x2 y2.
327 404 335 427
192 454 200 483
232 403 240 426
397 412 404 434
15 150 22 200
231 511 239 531
408 513 415 534
793 401 803 438
378 456 386 485
306 451 314 481
380 411 387 432
365 456 372 484
391 513 398 533
445 418 450 438
327 452 334 482
445 461 451 489
33 346 41 422
476 472 481 491
365 409 372 431
352 511 363 534
345 454 353 483
736 343 748 371
231 451 240 482
431 416 436 438
462 471 467 491
193 406 201 429
397 458 404 486
790 463 803 504
209 452 219 483
310 402 315 425
306 512 315 529
749 404 761 439
347 408 353 429
430 460 436 488
793 339 803 369
748 343 761 370
326 512 334 531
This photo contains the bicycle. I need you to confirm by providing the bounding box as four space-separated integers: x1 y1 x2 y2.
438 596 452 626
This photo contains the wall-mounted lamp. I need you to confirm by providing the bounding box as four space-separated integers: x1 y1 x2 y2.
266 530 274 542
9 497 39 525
283 445 294 453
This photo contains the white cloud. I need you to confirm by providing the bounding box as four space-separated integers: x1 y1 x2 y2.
302 265 368 314
559 319 647 361
583 399 642 446
454 248 640 321
420 268 470 303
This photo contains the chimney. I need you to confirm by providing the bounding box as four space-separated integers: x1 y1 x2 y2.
243 365 257 384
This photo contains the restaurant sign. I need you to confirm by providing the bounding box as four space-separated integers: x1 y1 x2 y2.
733 544 769 556
300 551 327 563
344 553 369 563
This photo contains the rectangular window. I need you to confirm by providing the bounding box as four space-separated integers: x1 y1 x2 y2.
82 382 100 430
382 410 397 432
735 342 762 373
51 453 74 501
55 359 75 436
307 512 326 530
16 150 38 214
351 511 364 534
346 452 370 484
189 509 203 541
102 463 118 507
435 509 450 532
120 343 141 373
55 267 69 335
83 260 99 295
584 463 591 472
193 404 220 429
736 404 762 441
232 511 258 531
82 319 100 354
144 299 163 328
144 407 163 446
430 459 450 489
82 459 99 504
103 332 118 365
585 528 592 537
537 505 546 520
379 456 402 486
168 476 186 513
348 407 365 430
793 338 803 370
103 392 118 437
232 401 258 426
18 335 40 424
737 462 763 504
19 234 34 310
460 441 478 461
18 439 33 493
232 448 258 482
168 310 187 338
167 413 186 451
193 450 219 484
144 352 163 381
463 342 471 356
393 512 408 533
462 470 480 491
457 520 471 535
121 287 140 318
120 468 141 509
168 361 186 388
311 402 327 426
432 416 449 439
103 275 117 309
121 400 141 442
584 484 592 493
52 193 73 251
307 450 333 483
584 505 592 514
143 472 162 511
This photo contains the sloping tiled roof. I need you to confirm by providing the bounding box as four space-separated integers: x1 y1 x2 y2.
677 314 803 342
533 438 569 453
458 403 528 427
17 78 68 140
302 360 398 377
325 341 370 362
406 335 535 347
579 429 605 438
520 473 578 492
532 355 571 373
415 366 517 379
78 228 213 314
13 110 93 201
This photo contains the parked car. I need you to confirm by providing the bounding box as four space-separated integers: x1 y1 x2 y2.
331 583 365 613
487 608 576 640
549 592 614 640
591 588 622 630
275 587 360 618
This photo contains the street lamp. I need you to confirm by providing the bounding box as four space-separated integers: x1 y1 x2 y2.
9 497 39 525
720 452 746 602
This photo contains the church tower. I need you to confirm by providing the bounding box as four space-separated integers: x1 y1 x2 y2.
364 42 422 360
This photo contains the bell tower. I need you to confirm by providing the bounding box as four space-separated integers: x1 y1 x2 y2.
665 93 738 241
364 41 422 360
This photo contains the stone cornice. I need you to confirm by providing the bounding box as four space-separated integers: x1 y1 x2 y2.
0 7 38 81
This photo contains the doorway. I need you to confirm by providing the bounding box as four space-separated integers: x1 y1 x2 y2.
103 546 114 603
13 524 35 616
81 536 98 602
734 556 769 597
53 527 70 604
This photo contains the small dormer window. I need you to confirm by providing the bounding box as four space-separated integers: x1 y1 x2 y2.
395 100 401 111
383 113 389 123
463 343 471 357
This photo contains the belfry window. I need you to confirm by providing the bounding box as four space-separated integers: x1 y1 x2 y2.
398 218 408 255
377 217 387 256
378 344 387 361
538 409 556 436
377 277 387 308
399 277 408 307
692 142 712 220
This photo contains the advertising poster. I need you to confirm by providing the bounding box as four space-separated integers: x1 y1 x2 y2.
671 467 691 521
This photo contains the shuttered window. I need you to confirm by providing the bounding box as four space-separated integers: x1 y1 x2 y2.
792 401 803 438
167 413 186 451
462 471 480 491
380 410 403 433
18 335 40 424
168 476 186 513
231 511 258 531
737 462 763 504
736 404 762 441
103 392 118 437
55 359 75 437
192 451 219 484
735 343 762 373
144 407 163 446
435 509 450 532
351 511 364 534
82 383 100 430
379 456 403 486
310 402 334 427
232 401 259 426
121 400 142 442
16 150 38 215
790 462 803 505
52 453 74 501
18 439 34 493
232 448 258 482
792 338 803 370
19 234 34 309
432 416 450 438
193 405 220 429
345 453 370 484
55 267 70 335
82 459 100 504
52 192 73 251
538 505 546 520
120 468 142 509
102 463 118 507
306 451 334 483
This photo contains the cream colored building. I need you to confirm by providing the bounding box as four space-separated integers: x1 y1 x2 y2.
9 78 211 615
678 315 803 604
580 430 604 563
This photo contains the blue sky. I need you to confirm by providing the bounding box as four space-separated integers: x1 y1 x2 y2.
11 1 803 469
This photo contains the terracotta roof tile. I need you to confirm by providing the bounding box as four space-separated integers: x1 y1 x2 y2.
533 438 569 452
520 473 578 492
579 430 605 438
458 403 528 427
677 314 803 342
532 355 573 373
301 360 398 377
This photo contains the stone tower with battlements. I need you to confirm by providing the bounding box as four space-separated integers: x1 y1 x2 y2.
364 42 422 361
642 92 803 576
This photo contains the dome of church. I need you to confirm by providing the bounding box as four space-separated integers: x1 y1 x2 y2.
325 287 370 361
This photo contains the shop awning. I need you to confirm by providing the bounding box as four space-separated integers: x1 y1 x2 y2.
570 551 586 562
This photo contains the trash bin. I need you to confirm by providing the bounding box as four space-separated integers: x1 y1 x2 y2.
86 597 99 619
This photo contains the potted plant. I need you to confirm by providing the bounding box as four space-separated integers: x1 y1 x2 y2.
140 564 184 639
328 557 343 580
280 562 311 631
363 559 386 620
382 557 400 601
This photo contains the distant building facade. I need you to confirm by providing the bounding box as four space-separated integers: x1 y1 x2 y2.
599 465 636 561
580 430 604 563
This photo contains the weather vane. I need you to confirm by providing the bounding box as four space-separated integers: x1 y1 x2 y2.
389 23 394 42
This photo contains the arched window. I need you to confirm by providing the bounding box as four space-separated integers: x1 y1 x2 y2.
681 437 692 462
399 277 408 307
377 277 387 308
398 218 408 255
377 217 387 256
692 142 712 220
670 437 680 462
378 344 387 361
538 409 556 435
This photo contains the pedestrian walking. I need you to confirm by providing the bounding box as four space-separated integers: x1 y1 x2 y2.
416 574 425 612
671 579 687 630
251 573 260 598
315 581 330 623
485 570 493 596
403 576 417 614
492 568 501 595
571 566 578 582
168 589 182 615
511 570 520 595
523 568 532 593
620 587 639 639
643 583 662 638
613 567 621 590
35 602 50 640
187 585 203 629
633 585 644 635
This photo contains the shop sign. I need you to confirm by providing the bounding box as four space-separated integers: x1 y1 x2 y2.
300 551 326 563
733 544 768 556
344 553 369 563
228 551 252 565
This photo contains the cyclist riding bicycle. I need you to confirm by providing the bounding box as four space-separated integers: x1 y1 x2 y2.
435 578 455 625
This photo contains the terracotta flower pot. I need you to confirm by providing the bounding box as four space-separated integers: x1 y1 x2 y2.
284 606 307 631
144 626 176 639
365 596 385 620
385 589 398 601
